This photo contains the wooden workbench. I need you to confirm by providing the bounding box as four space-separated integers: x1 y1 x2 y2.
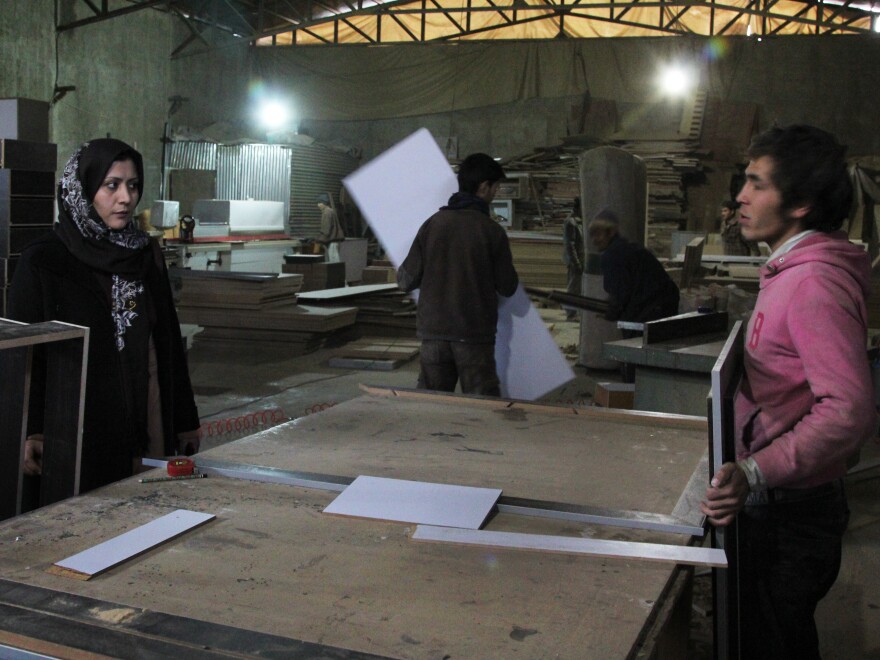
603 332 727 417
0 393 709 659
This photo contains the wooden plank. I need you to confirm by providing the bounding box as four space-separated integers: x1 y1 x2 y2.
323 475 501 529
0 345 29 521
327 357 404 371
50 510 215 580
358 383 709 431
643 311 728 345
297 283 399 301
680 235 705 289
40 334 89 504
411 525 727 567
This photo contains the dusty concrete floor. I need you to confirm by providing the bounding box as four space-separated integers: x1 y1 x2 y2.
186 307 606 452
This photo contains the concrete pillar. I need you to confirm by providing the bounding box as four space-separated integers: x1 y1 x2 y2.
577 146 648 369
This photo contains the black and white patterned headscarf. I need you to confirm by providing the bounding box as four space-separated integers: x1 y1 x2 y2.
55 139 151 351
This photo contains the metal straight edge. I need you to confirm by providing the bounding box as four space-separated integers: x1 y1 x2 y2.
143 458 701 536
141 458 350 492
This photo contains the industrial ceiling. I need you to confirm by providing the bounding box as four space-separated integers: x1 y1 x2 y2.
61 0 878 56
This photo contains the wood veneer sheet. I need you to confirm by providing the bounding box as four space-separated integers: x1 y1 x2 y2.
323 475 501 529
50 509 215 580
412 525 728 568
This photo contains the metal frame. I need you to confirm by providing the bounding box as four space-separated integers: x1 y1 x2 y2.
56 0 877 56
0 319 89 521
708 320 744 660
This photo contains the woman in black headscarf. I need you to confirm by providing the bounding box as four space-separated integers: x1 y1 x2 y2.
8 138 200 495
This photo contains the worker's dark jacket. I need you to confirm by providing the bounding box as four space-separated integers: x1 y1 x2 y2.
600 234 679 323
397 194 519 343
8 233 200 493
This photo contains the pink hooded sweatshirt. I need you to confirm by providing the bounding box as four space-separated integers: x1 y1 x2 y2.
735 231 877 489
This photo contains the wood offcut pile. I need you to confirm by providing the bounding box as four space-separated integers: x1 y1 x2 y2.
297 284 417 337
503 94 708 256
173 269 358 352
507 232 568 290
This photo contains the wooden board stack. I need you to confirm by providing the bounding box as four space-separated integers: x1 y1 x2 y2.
298 284 417 337
327 338 420 370
507 232 568 290
174 270 358 352
175 270 303 310
281 261 346 291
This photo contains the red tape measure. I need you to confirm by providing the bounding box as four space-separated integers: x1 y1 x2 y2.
167 457 195 477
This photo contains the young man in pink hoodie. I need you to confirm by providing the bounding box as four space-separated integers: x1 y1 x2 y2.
701 125 877 659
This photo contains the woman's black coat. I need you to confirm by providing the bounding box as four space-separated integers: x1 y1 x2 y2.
8 233 200 492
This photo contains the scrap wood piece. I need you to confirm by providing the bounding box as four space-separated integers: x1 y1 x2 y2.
357 383 708 431
48 510 215 580
327 356 405 371
323 475 501 530
411 525 727 568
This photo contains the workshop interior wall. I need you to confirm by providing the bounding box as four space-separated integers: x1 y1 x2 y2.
2 0 876 222
0 0 175 209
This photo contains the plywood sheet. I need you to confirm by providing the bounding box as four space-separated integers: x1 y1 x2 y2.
323 475 501 529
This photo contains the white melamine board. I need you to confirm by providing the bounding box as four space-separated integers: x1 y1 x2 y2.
54 510 215 577
297 283 399 300
343 128 574 401
412 525 728 568
323 475 501 529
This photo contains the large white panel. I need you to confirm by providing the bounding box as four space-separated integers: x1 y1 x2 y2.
343 128 574 400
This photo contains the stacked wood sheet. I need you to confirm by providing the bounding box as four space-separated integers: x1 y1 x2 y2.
281 261 346 292
361 265 397 284
176 270 303 310
507 232 568 290
327 338 421 371
297 284 417 337
173 269 358 351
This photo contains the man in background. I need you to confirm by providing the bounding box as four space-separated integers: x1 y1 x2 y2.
588 209 680 382
316 193 345 262
701 125 876 659
719 199 758 256
562 197 585 320
397 153 519 396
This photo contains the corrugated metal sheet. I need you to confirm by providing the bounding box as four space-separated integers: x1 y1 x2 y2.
290 144 359 238
164 140 359 237
217 144 291 216
167 142 217 170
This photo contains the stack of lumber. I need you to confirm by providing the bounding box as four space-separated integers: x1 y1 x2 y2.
361 265 397 284
507 232 568 290
175 270 303 310
177 303 358 352
297 284 417 337
281 261 346 292
327 338 420 371
173 269 357 352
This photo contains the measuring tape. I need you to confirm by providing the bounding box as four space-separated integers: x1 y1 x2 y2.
166 457 195 477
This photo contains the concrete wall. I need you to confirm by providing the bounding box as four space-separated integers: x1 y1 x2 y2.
2 2 878 218
0 0 173 207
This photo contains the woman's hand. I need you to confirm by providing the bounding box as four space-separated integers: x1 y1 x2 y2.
24 434 44 475
176 428 201 456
